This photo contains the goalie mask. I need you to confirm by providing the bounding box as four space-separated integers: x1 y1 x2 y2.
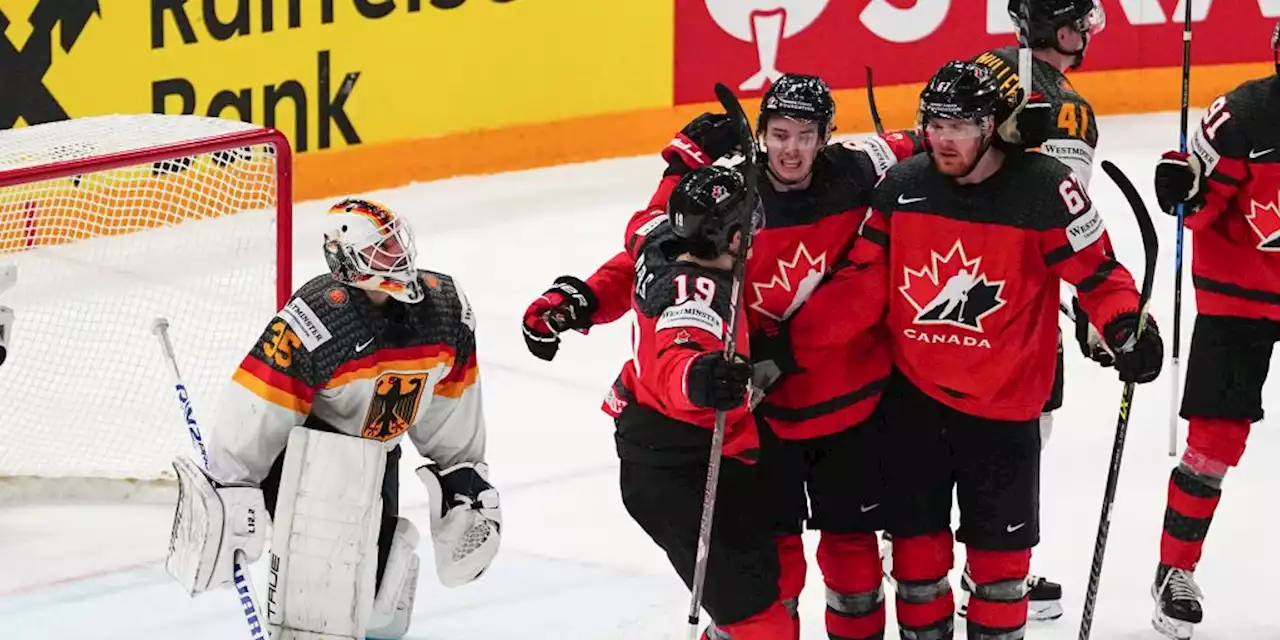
324 198 424 304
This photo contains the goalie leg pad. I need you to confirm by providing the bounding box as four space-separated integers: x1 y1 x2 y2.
166 455 266 596
266 427 388 639
366 517 422 639
416 461 502 587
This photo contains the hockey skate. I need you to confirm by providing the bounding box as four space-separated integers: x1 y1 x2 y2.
1152 564 1203 639
957 570 1063 621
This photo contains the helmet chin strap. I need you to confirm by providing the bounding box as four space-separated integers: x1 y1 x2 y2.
1056 33 1090 70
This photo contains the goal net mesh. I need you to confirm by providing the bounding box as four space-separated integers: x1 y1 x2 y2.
0 115 290 501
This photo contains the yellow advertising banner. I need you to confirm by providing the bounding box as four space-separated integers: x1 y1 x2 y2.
0 0 673 153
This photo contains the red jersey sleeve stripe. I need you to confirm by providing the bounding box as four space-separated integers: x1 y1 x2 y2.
435 356 479 399
233 359 315 414
237 355 315 401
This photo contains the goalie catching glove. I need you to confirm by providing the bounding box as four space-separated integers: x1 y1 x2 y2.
166 455 266 596
416 461 502 587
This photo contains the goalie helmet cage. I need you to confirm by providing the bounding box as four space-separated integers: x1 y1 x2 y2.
0 115 293 503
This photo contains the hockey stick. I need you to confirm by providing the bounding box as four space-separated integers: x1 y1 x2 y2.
154 318 269 640
684 83 762 640
1015 3 1033 103
1077 161 1160 640
865 66 885 135
1169 0 1194 457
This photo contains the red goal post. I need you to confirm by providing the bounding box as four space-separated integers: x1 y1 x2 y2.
0 115 294 502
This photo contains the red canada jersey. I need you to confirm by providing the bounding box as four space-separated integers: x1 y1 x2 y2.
604 211 757 462
1183 77 1280 321
857 151 1141 421
587 132 923 439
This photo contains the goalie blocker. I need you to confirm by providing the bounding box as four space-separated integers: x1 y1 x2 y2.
167 426 502 640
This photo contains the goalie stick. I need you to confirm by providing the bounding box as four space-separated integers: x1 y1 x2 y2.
153 318 268 640
1077 161 1160 640
684 83 763 640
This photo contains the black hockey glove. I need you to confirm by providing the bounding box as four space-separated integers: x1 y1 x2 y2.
686 352 753 411
1103 312 1163 384
1071 296 1114 368
1154 151 1206 214
661 112 743 176
996 90 1052 150
749 321 801 390
521 276 598 362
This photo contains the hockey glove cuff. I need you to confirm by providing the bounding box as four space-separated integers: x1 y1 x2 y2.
1071 296 1114 368
521 276 598 362
661 113 742 176
1103 312 1163 384
687 352 753 411
1154 151 1206 215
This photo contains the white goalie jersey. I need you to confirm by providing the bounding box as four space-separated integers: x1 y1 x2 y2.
207 270 486 486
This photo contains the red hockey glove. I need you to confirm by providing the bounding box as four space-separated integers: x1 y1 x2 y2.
521 276 598 362
661 113 743 177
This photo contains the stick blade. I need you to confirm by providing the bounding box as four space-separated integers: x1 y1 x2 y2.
1101 160 1160 304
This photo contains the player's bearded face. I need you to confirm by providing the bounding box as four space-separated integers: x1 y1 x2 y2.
926 118 988 176
764 118 821 183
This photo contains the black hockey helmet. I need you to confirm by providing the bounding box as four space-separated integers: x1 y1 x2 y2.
918 61 1006 126
667 165 752 259
757 74 835 139
1008 0 1105 67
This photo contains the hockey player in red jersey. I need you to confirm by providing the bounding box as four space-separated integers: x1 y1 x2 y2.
608 165 793 639
523 75 924 640
953 0 1110 620
803 61 1160 639
1146 25 1280 640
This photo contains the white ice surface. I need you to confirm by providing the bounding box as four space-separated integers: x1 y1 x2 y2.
1 111 1278 639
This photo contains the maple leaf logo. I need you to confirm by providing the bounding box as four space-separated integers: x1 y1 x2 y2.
899 239 1006 332
750 243 827 321
1246 195 1280 251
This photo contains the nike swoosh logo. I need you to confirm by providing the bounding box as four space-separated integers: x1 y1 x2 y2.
1250 148 1274 159
1007 522 1026 532
860 503 880 513
355 337 374 353
898 195 927 205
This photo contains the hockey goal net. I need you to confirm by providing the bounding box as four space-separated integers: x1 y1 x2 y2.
0 115 292 502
